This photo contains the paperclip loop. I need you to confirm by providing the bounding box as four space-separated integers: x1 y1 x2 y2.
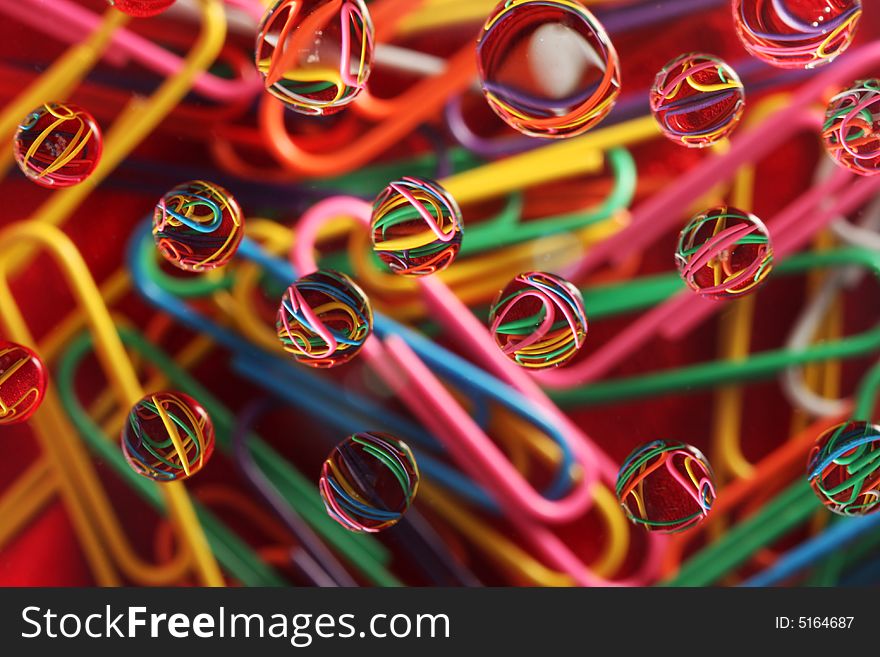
780 159 874 421
710 97 785 484
259 41 477 177
225 0 473 174
289 197 667 585
0 221 223 586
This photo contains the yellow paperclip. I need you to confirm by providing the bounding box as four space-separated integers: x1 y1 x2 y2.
0 10 129 177
442 116 659 205
0 271 130 553
0 221 223 586
0 309 218 561
705 96 841 579
711 165 758 483
710 94 799 484
421 481 628 585
0 0 229 584
346 210 623 319
1 0 227 275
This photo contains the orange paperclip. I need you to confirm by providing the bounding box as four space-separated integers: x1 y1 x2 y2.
0 0 232 585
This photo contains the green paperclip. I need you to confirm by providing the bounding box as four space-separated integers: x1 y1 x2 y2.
316 147 635 273
551 247 880 407
663 345 880 587
457 147 636 255
56 327 402 587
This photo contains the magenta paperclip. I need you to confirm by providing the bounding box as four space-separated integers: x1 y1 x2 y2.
534 42 880 389
0 0 264 102
290 198 666 586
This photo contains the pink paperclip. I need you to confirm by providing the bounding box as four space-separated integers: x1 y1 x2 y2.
535 166 880 387
415 272 668 584
565 42 880 281
662 169 880 341
385 335 666 587
291 198 594 524
1 0 263 103
290 197 667 586
534 42 880 389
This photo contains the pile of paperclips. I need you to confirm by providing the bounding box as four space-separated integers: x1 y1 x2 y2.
1 0 880 588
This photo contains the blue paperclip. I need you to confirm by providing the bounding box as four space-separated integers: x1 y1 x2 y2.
128 220 580 510
233 230 580 492
741 514 880 587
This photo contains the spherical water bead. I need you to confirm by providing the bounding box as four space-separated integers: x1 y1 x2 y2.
649 53 745 148
0 342 47 426
807 421 880 516
121 392 215 482
489 272 588 369
732 0 862 69
13 103 102 188
676 206 774 300
152 180 244 272
371 177 463 277
319 432 419 532
276 270 372 368
616 440 716 533
255 0 374 116
822 79 880 177
476 0 621 139
109 0 175 16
